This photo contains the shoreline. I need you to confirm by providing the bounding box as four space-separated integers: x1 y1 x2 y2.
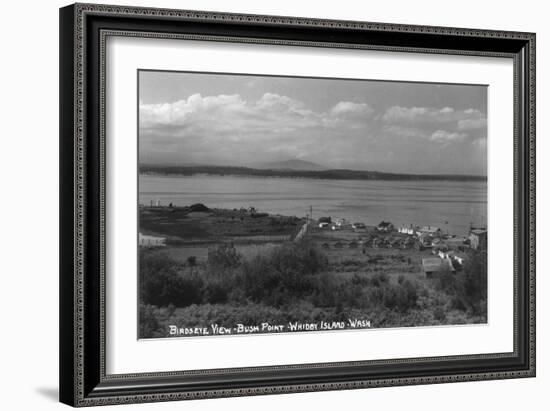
139 167 487 183
139 204 481 251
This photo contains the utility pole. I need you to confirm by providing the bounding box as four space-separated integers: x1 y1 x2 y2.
310 205 313 222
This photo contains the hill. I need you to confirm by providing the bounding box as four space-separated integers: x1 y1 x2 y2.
251 159 328 171
140 165 486 182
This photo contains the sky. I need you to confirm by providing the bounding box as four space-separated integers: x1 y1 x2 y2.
138 70 487 175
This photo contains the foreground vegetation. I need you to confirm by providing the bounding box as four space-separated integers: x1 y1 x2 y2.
139 239 487 338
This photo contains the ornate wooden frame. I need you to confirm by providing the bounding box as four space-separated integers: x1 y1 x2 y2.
59 3 535 407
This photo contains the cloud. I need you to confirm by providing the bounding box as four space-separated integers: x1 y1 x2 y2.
381 125 426 139
430 130 469 142
140 93 248 128
139 95 487 174
140 94 375 138
330 101 374 117
457 118 487 130
471 138 487 148
381 105 487 147
382 106 485 125
256 92 304 110
139 93 379 166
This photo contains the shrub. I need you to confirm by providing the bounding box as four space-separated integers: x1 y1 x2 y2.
202 280 229 304
369 272 389 287
381 279 418 312
208 243 241 269
201 270 235 304
139 251 203 307
458 252 487 315
139 304 162 338
432 251 487 316
237 240 328 307
187 256 197 266
433 306 447 322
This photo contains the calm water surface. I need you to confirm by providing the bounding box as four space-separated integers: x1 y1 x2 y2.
139 174 487 236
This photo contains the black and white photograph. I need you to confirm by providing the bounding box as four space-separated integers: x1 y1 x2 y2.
1 0 544 408
137 71 488 339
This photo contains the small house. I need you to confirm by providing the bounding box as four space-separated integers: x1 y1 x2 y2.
444 236 468 250
469 229 488 251
418 233 433 247
416 226 441 237
138 233 166 247
352 222 366 231
377 221 394 232
422 257 455 278
398 225 415 235
447 251 467 267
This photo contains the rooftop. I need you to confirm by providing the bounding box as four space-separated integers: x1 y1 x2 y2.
422 257 454 272
419 226 440 233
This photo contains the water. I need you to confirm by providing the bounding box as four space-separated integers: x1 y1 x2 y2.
139 174 487 236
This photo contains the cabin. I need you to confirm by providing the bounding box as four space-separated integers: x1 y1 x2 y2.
352 222 366 229
418 233 433 247
432 244 449 255
398 225 415 235
422 257 455 278
416 226 441 237
469 229 488 251
444 236 468 251
138 233 166 247
444 251 467 267
377 221 394 232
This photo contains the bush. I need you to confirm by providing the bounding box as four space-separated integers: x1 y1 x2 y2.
139 251 203 307
208 243 241 268
433 306 447 322
369 272 389 287
432 251 487 316
237 240 328 307
201 270 235 304
139 303 162 338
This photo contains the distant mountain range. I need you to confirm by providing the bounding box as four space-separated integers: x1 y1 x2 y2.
140 161 486 182
250 159 328 171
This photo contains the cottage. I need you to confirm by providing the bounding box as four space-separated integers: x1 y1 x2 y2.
444 236 468 250
433 244 449 255
398 225 415 235
332 218 351 230
416 225 441 237
138 232 166 247
418 233 433 247
422 257 455 278
447 251 467 266
377 221 394 232
352 222 366 231
469 229 487 251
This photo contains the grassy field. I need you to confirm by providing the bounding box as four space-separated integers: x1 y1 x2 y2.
140 205 304 244
138 207 487 339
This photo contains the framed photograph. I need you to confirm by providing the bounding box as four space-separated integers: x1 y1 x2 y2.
59 3 536 407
